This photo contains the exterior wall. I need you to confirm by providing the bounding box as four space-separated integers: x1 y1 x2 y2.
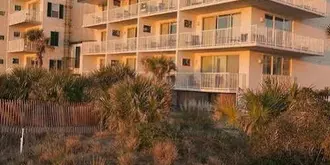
0 1 8 73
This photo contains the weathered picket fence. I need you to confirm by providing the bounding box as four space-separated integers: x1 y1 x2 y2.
0 100 100 134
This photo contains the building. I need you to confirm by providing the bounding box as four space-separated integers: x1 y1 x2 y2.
0 0 8 73
1 0 329 102
77 0 329 102
2 0 96 74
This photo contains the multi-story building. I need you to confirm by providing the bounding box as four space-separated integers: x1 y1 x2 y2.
2 0 96 74
1 0 329 102
0 1 8 73
78 0 329 101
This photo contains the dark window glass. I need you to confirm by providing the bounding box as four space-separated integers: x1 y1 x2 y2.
0 11 5 16
14 32 20 37
0 59 4 64
0 35 4 40
50 31 59 46
75 47 81 68
263 55 272 75
13 58 19 64
15 5 21 11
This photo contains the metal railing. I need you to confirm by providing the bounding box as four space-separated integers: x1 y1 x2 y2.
175 72 246 92
108 38 137 53
179 25 324 55
9 10 41 26
181 0 326 15
7 39 36 52
109 4 138 22
82 41 107 55
83 10 108 27
139 34 177 51
139 0 178 16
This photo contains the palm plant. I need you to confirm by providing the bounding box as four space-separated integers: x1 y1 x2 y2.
141 56 176 80
24 29 54 68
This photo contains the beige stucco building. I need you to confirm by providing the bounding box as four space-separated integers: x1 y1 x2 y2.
1 0 330 100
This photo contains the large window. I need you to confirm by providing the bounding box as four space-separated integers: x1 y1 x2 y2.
50 31 59 46
265 14 292 32
263 55 291 76
201 55 239 73
47 2 64 19
49 59 62 70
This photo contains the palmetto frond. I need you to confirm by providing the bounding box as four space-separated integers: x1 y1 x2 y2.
24 29 54 67
141 56 177 80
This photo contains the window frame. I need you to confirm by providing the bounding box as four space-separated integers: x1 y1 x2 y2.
262 54 291 76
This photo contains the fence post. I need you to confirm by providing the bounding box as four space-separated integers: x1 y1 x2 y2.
20 128 24 154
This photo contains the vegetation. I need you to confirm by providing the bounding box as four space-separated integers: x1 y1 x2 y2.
1 61 330 164
24 29 54 67
214 79 330 164
141 56 176 80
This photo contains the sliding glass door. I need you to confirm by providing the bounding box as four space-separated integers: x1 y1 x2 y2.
216 13 241 44
265 14 292 47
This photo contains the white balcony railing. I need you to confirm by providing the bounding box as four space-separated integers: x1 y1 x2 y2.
179 25 324 55
9 10 41 26
109 4 138 22
82 41 107 55
7 39 36 52
139 34 177 51
139 0 178 16
175 72 246 92
181 0 326 15
83 10 107 27
108 38 137 53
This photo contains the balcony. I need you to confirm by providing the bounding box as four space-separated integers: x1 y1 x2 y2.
139 0 178 17
109 4 138 23
175 72 247 93
9 10 41 26
83 11 107 28
108 38 137 54
77 0 107 5
139 34 177 51
180 0 326 18
7 39 36 53
179 25 324 56
82 41 106 55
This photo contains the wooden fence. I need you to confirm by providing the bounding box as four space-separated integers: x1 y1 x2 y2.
0 100 100 134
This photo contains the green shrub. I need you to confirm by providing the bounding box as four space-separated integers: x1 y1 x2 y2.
90 64 136 92
0 67 47 100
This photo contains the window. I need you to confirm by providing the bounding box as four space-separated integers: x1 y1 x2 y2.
50 31 59 46
273 56 282 75
126 58 136 70
262 55 291 76
12 58 19 64
0 11 5 16
110 60 119 67
263 55 272 75
265 14 292 32
0 35 4 40
15 5 21 11
49 60 62 70
47 2 64 19
0 59 4 64
201 55 239 73
74 47 81 68
14 32 20 38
